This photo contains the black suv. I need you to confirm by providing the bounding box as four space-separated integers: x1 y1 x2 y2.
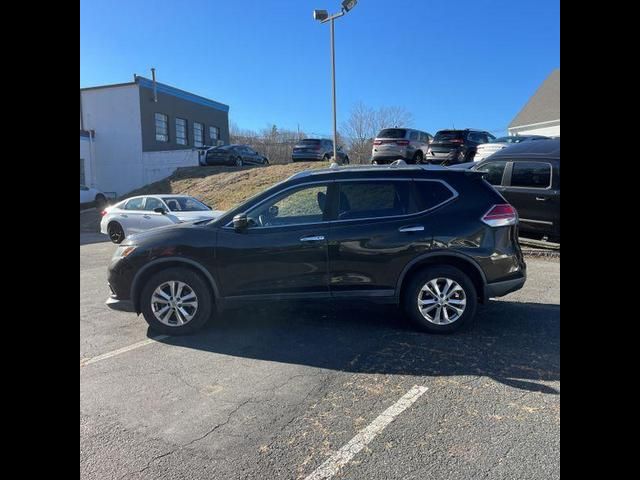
472 138 560 241
106 164 526 335
429 129 496 164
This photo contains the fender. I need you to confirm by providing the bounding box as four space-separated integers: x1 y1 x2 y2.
130 257 221 312
394 250 488 302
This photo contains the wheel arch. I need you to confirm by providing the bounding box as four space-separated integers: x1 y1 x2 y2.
130 257 220 313
396 251 487 304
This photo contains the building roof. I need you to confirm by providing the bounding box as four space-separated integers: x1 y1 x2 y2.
80 75 229 113
509 69 560 129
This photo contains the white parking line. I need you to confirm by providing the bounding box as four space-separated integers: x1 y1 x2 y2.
304 385 428 480
80 336 169 367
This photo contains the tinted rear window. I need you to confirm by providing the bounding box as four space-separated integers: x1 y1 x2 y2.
338 181 417 220
377 129 407 139
300 139 321 145
510 162 551 188
434 131 464 141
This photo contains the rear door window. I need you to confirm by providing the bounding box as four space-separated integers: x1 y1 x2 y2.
337 181 417 220
409 131 419 141
510 162 552 188
477 161 507 186
144 197 164 211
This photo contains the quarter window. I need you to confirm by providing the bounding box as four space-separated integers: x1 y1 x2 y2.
413 181 456 210
155 113 169 142
176 118 187 145
193 122 204 147
124 198 145 210
510 162 551 188
247 184 329 228
478 161 507 186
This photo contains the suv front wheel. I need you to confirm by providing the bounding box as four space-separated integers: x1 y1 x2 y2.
140 267 213 335
403 266 477 333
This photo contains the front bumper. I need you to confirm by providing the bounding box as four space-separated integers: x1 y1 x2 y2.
105 295 135 312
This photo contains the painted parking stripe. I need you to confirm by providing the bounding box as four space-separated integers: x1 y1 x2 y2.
80 335 169 367
304 385 428 480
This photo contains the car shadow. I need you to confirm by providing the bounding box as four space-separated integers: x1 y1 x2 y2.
80 232 110 245
152 300 559 394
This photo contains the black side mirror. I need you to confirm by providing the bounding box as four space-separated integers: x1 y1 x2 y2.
233 213 248 232
154 207 167 215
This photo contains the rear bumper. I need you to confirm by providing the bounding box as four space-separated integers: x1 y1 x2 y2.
485 275 526 299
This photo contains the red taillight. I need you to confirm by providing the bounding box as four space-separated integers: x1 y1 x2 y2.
314 146 322 151
396 140 410 146
481 204 517 227
373 140 382 146
100 210 108 217
450 139 464 144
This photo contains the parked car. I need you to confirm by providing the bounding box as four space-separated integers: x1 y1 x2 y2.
472 138 559 241
203 144 269 167
80 184 107 209
371 128 433 164
106 163 526 335
428 129 496 164
474 135 549 162
291 139 347 163
100 194 225 244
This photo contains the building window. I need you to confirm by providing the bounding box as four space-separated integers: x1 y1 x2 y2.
209 126 220 144
193 122 204 147
80 158 86 185
176 118 188 145
155 113 169 142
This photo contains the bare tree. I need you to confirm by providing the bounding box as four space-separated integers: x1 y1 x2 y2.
229 122 306 164
341 102 414 164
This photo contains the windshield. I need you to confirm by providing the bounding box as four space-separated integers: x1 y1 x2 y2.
493 136 524 144
163 197 210 212
377 129 407 139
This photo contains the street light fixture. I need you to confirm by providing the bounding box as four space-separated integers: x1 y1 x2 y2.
313 1 358 163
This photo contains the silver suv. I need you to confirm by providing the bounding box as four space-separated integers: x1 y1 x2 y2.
371 128 433 164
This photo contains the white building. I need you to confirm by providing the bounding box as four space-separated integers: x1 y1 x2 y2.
509 69 560 137
79 74 230 197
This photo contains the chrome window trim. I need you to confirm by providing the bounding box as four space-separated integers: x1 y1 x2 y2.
222 177 458 230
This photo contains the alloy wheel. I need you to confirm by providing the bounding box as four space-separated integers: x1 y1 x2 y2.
151 281 199 327
417 277 467 325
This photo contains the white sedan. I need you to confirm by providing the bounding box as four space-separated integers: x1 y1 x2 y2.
474 135 549 162
100 194 225 244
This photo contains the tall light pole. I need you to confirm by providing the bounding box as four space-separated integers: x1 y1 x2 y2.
313 0 358 163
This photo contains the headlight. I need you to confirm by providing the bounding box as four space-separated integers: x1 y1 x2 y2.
113 245 137 258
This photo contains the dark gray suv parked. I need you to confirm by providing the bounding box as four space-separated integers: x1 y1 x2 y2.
428 129 496 164
292 139 348 163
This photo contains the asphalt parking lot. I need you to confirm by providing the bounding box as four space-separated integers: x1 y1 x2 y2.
80 232 559 480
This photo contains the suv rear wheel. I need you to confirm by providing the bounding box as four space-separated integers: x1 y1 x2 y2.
403 265 477 333
413 151 424 164
140 267 213 335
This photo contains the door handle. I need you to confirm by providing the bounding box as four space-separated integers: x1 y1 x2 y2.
535 197 548 201
398 225 424 233
300 235 325 242
120 214 128 218
143 215 151 219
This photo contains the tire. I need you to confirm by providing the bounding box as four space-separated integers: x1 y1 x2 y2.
235 157 243 167
107 222 125 244
263 158 269 166
343 156 350 165
140 267 213 335
95 194 107 209
323 154 330 162
402 265 477 334
413 152 424 164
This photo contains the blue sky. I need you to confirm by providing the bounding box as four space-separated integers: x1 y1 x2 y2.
80 0 559 138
